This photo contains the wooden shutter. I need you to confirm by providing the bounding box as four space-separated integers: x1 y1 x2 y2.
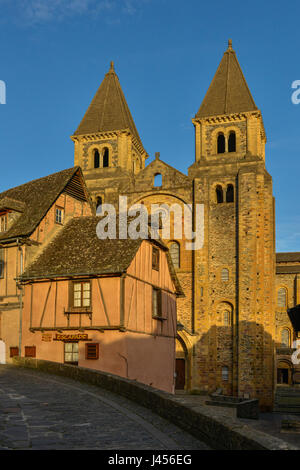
25 346 36 358
10 347 19 357
157 289 162 317
85 343 99 360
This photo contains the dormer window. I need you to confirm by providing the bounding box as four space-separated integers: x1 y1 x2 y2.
55 207 64 225
0 213 7 232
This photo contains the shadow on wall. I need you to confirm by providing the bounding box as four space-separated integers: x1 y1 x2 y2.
22 330 176 394
179 321 276 410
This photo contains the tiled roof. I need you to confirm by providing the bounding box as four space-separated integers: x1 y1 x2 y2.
20 216 184 297
196 40 258 118
0 167 87 242
74 62 145 151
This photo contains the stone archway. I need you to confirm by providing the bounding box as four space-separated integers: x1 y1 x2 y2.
175 336 189 391
277 360 293 385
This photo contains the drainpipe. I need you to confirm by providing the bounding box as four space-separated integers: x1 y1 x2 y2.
17 239 24 356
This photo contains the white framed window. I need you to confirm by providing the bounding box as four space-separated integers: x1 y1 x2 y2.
73 281 91 308
64 342 78 364
55 207 64 225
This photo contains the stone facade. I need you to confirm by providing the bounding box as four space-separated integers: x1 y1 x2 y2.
71 42 281 410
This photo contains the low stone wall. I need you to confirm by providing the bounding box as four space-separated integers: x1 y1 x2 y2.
12 357 297 450
206 394 259 419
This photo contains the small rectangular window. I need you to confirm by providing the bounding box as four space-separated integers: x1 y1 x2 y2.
55 207 64 225
152 288 162 317
222 366 229 382
152 247 160 271
25 346 36 358
85 343 99 360
64 342 78 365
10 347 19 358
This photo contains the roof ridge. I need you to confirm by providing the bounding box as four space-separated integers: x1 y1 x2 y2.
0 166 79 198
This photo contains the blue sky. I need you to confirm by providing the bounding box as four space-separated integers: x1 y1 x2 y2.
0 0 299 252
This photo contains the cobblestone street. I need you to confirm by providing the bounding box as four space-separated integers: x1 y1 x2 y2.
0 365 209 450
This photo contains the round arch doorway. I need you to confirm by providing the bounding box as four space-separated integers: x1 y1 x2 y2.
175 337 188 391
277 360 292 385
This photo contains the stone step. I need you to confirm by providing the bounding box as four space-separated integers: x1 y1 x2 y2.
274 407 300 414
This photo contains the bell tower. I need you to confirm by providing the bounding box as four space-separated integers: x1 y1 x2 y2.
189 40 276 410
192 40 266 163
71 62 148 205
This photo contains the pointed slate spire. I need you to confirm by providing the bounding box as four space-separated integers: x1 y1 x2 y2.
196 40 258 118
74 62 144 150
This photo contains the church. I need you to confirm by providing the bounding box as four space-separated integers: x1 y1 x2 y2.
1 40 299 410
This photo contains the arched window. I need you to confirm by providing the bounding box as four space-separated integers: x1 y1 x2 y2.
278 288 287 308
96 196 102 211
217 133 225 154
223 310 231 326
228 131 236 152
169 242 180 268
94 149 100 169
133 158 140 173
281 329 290 348
222 366 229 381
221 268 229 282
103 148 109 168
226 184 234 203
154 173 162 187
216 185 224 203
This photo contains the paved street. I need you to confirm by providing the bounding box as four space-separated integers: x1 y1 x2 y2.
0 365 209 450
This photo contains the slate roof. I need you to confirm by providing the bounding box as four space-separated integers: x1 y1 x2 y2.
196 40 258 118
0 167 87 242
20 216 184 296
276 252 300 263
276 266 300 274
74 62 145 151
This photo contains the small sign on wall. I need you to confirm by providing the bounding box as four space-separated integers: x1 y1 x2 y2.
42 334 52 342
54 333 89 342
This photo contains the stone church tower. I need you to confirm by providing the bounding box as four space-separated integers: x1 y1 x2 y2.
71 61 148 206
72 41 276 410
188 40 276 409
